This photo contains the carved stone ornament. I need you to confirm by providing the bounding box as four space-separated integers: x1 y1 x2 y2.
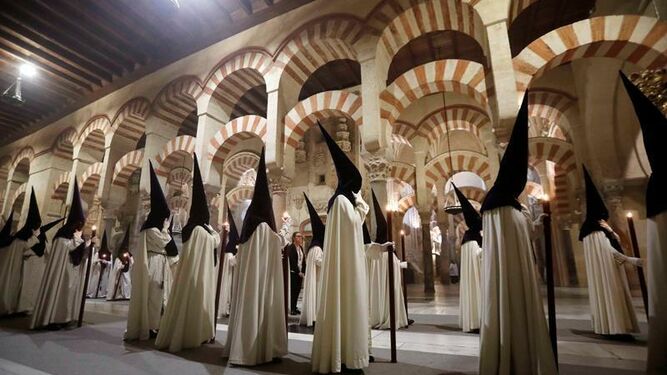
366 156 390 182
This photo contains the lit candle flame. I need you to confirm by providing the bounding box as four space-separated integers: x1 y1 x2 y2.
626 212 633 218
400 229 405 236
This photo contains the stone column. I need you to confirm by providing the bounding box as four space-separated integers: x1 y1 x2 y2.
485 19 519 130
269 173 290 230
365 155 391 237
265 87 286 172
194 112 225 184
420 209 436 294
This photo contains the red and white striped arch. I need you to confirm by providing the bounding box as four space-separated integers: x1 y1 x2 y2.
528 137 576 175
51 171 71 201
377 0 488 68
9 147 34 180
553 166 571 217
391 161 416 188
274 16 365 86
416 105 491 140
52 128 77 160
525 181 544 199
445 185 486 204
397 193 416 214
223 151 259 181
152 76 202 128
79 162 104 196
0 156 10 181
380 60 489 126
425 150 491 189
226 185 254 210
77 115 110 158
156 135 196 177
208 115 267 164
111 149 144 187
514 16 667 93
111 97 151 143
284 90 362 150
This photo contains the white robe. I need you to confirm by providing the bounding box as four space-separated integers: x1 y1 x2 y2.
459 240 483 332
86 248 111 298
0 236 38 315
125 228 174 341
479 206 557 375
299 245 323 327
18 249 47 313
365 242 408 329
223 223 287 365
29 236 86 329
647 212 667 374
312 195 369 373
583 231 640 335
218 252 236 318
156 225 220 352
106 257 132 300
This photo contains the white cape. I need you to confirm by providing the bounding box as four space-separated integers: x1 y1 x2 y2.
312 195 369 373
223 223 287 365
459 240 483 332
125 228 173 341
106 257 132 300
0 236 38 315
218 252 236 318
647 211 667 373
583 231 639 335
299 245 323 327
479 206 557 375
30 237 86 329
156 225 219 352
366 242 408 329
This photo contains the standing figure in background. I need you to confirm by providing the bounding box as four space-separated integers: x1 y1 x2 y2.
218 208 239 318
89 232 112 299
286 231 305 315
107 226 133 301
299 193 325 327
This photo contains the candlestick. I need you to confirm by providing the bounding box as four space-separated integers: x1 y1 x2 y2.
541 195 558 367
213 223 229 340
400 230 409 322
626 212 649 320
385 204 397 363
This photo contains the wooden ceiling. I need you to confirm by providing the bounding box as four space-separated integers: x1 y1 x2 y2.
0 0 313 146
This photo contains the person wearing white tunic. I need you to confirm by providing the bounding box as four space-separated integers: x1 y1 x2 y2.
579 167 641 336
299 193 325 327
218 208 239 319
365 190 408 330
30 180 90 329
620 71 667 374
156 153 220 353
125 161 177 341
0 211 15 278
0 190 41 316
312 123 370 373
107 226 133 301
223 149 287 365
87 232 111 298
452 184 483 333
478 97 557 375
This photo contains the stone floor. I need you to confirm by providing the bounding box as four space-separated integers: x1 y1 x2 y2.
0 284 648 374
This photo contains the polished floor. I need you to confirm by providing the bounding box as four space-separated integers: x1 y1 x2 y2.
0 284 647 374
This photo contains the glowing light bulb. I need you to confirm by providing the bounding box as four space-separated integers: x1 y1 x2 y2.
20 62 37 78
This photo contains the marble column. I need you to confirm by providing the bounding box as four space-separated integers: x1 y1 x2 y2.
420 210 436 294
269 173 290 231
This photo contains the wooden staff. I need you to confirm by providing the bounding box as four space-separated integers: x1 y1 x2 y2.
282 246 289 332
626 212 649 320
386 205 397 363
541 197 558 367
213 224 229 336
400 230 409 321
77 227 96 327
111 256 125 300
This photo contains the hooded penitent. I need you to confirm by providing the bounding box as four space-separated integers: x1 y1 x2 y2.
14 188 42 241
481 96 529 213
55 179 85 240
31 218 65 257
304 193 325 250
142 161 171 232
578 167 623 250
165 217 179 257
370 190 388 244
181 154 212 244
318 122 362 211
225 208 240 255
117 225 132 273
239 148 275 243
98 231 112 262
453 183 482 246
0 210 14 249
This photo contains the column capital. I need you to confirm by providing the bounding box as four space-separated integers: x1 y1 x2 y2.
269 174 291 195
364 154 391 183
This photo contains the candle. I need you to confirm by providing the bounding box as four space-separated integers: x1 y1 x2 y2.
626 211 649 319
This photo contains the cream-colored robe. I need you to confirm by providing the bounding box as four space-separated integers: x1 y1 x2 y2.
125 227 174 341
479 206 557 375
647 212 667 374
30 236 86 329
583 231 640 335
106 257 133 300
312 194 369 373
156 225 220 352
217 252 236 318
223 223 287 365
366 242 408 330
0 236 38 315
459 240 483 332
299 245 323 327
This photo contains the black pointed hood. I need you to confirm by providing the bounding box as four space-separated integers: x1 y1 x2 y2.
15 188 42 241
182 153 212 243
55 179 86 240
452 183 482 246
371 190 388 243
318 122 362 211
304 193 325 250
98 231 112 262
225 208 240 255
362 221 372 245
240 148 276 243
165 217 179 257
31 218 64 257
141 161 171 231
481 95 529 213
619 71 667 217
578 167 610 240
0 210 14 248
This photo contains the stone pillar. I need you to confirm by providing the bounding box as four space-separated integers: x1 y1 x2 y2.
194 112 225 184
265 87 286 172
269 173 290 230
420 209 436 294
485 19 519 131
358 43 388 154
365 155 391 238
